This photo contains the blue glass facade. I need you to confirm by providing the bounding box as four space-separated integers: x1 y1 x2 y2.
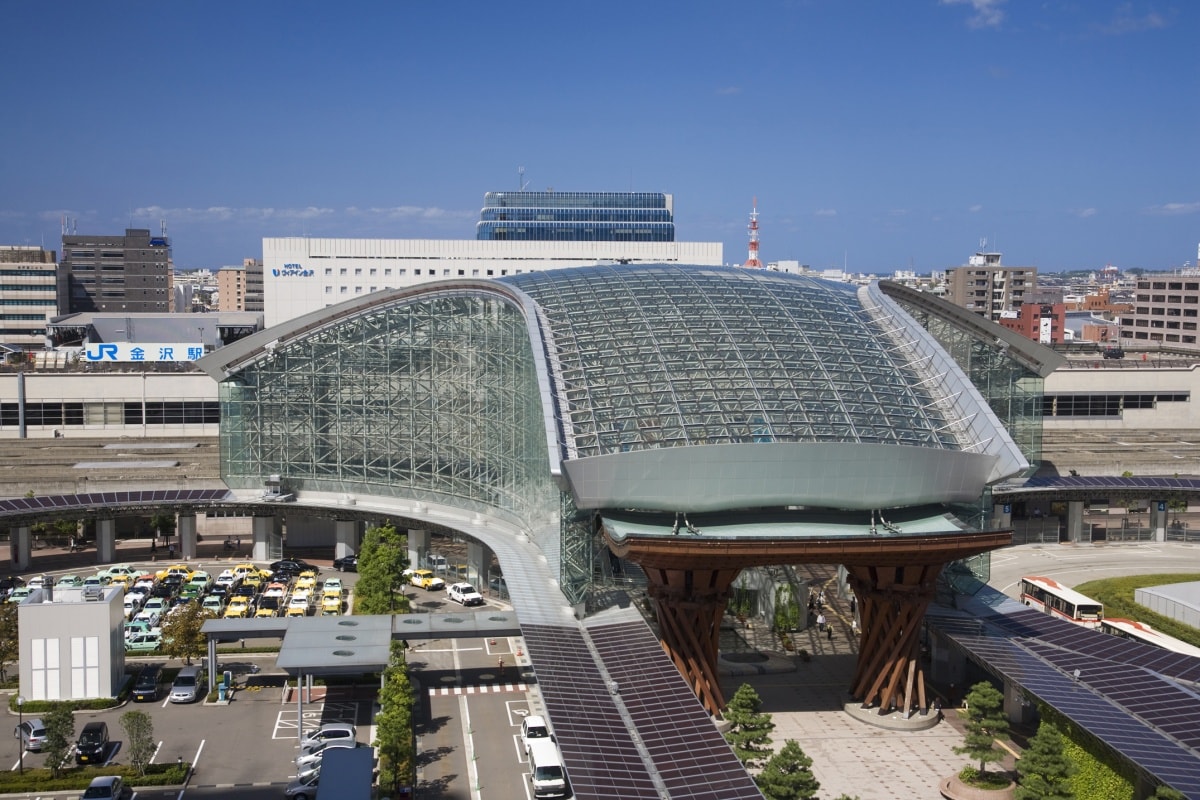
476 191 674 242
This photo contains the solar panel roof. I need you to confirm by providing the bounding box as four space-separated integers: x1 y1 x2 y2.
928 595 1200 797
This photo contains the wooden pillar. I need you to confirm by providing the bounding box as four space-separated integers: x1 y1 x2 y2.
643 566 740 716
846 562 941 716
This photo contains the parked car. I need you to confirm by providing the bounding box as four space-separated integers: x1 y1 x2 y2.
299 723 356 755
447 582 485 606
320 594 342 615
75 720 110 764
201 594 226 615
131 665 162 702
122 596 143 620
169 666 205 703
214 570 240 590
133 610 161 628
125 632 162 653
294 738 357 770
56 574 84 588
142 597 169 616
81 775 134 799
6 587 33 603
284 769 320 799
271 558 319 576
332 554 358 572
0 576 25 597
294 571 318 592
14 718 47 751
82 575 111 590
223 597 251 618
99 564 138 579
255 596 281 617
409 569 445 591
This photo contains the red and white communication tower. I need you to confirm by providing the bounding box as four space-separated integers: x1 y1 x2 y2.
743 197 763 268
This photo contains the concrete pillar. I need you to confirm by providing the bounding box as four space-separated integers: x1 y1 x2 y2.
10 525 31 571
96 518 117 563
1067 501 1085 543
466 541 487 586
407 528 429 571
992 502 1012 530
178 513 197 560
1150 500 1168 542
334 519 358 560
252 515 275 562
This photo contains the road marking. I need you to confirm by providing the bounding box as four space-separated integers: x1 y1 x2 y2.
430 683 528 696
460 695 482 800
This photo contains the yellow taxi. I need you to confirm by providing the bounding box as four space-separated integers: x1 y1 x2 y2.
223 597 251 618
233 563 271 581
285 603 308 618
294 571 318 592
409 569 445 591
320 594 343 615
108 574 134 592
155 564 193 582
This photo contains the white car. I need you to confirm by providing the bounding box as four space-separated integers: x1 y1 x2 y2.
133 610 160 628
214 570 239 589
447 583 484 606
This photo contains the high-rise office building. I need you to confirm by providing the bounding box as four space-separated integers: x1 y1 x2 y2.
1119 272 1200 347
0 246 58 350
58 228 173 314
475 191 674 242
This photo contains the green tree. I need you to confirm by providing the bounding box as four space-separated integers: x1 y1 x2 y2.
1015 720 1074 800
160 603 215 665
120 710 155 776
150 513 176 545
723 682 775 767
41 705 75 778
0 603 18 681
754 739 820 800
354 523 410 615
953 681 1010 778
374 640 416 794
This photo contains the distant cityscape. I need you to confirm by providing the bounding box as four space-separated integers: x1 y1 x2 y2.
1 190 1198 357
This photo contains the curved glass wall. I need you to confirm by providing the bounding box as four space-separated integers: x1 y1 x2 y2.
479 208 673 224
503 265 959 460
892 298 1045 470
483 191 669 210
218 293 557 525
477 222 673 241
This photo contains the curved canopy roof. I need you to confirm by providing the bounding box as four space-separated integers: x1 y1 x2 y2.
503 265 959 458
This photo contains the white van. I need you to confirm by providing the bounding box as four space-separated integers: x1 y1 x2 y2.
526 738 568 798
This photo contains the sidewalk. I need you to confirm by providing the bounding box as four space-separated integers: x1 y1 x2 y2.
716 565 1008 800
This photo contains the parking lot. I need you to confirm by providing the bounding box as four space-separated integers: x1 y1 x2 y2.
5 554 534 799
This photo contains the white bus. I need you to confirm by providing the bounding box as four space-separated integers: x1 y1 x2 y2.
1100 618 1200 658
1019 575 1104 628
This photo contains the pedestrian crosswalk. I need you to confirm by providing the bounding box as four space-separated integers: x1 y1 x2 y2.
428 682 528 696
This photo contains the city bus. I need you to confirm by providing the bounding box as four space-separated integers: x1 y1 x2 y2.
1099 618 1200 658
1019 575 1104 628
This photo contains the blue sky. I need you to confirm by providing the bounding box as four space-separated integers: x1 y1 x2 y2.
1 0 1197 272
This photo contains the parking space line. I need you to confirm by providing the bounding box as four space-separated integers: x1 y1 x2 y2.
430 683 528 696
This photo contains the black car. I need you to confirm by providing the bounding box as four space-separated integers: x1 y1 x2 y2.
232 584 258 599
75 721 109 764
332 555 358 572
131 665 162 702
271 559 319 575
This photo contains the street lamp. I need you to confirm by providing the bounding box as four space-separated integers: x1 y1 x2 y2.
16 695 24 774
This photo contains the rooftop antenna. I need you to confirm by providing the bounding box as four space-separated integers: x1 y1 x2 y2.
518 166 529 191
742 197 762 268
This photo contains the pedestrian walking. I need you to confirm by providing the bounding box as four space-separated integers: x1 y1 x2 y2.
850 596 857 614
826 626 833 641
816 612 826 632
497 656 505 679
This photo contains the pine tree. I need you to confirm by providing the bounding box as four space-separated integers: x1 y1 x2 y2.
953 681 1010 777
754 739 821 800
1015 720 1074 800
723 683 775 767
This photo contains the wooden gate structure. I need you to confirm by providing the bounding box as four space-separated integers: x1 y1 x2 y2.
604 528 1011 718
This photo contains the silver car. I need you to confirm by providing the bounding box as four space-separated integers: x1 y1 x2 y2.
168 665 204 703
294 738 356 770
14 718 47 751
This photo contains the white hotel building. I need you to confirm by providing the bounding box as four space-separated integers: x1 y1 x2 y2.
262 237 724 327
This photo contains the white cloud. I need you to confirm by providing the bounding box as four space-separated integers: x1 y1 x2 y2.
941 0 1005 29
1095 4 1168 35
969 204 983 213
814 208 837 217
1076 208 1098 218
1145 202 1200 216
715 86 742 96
